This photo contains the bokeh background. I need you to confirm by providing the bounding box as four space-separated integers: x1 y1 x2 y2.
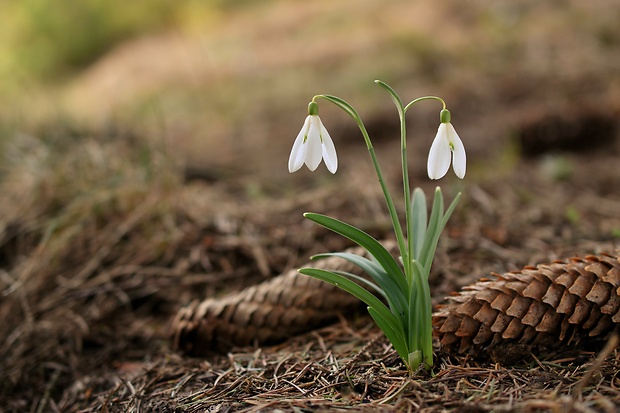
2 0 618 183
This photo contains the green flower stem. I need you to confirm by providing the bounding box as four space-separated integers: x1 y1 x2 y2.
402 96 446 270
374 82 447 280
313 94 408 264
404 96 447 113
373 81 413 284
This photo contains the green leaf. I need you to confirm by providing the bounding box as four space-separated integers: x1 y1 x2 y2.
374 80 404 113
304 213 407 292
406 260 434 369
439 192 461 231
328 269 386 300
411 259 434 368
368 306 409 364
318 95 361 125
299 267 404 338
419 187 444 273
410 188 428 261
407 274 419 354
419 189 462 276
313 252 408 320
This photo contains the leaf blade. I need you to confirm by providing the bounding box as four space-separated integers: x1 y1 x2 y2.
313 252 408 319
299 267 404 337
304 213 407 292
411 188 428 261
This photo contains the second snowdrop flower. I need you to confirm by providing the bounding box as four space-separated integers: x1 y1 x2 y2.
427 109 466 180
288 102 338 174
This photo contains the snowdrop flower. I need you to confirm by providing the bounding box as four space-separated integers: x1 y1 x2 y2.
288 102 338 174
427 109 466 180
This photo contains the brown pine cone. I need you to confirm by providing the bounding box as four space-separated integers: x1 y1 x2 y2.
433 252 620 356
172 247 367 355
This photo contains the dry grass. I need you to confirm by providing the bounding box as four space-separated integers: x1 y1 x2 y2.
57 324 620 413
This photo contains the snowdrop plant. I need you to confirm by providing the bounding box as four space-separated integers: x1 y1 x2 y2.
289 80 465 373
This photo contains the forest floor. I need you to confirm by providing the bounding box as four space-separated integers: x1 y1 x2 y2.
1 1 620 411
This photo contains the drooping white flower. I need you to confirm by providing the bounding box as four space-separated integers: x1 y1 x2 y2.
427 109 466 180
288 102 337 174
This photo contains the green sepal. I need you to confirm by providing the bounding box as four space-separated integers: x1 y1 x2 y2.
440 108 451 123
308 101 319 116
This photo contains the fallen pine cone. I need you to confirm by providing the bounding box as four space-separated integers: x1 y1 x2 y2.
172 246 368 355
433 252 620 357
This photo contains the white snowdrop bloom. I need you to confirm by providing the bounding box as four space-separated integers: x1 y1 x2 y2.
288 102 337 174
427 109 466 180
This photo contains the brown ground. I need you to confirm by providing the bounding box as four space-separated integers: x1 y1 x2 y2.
1 1 620 411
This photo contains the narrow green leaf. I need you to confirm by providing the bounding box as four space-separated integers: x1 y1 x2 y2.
439 192 461 231
312 252 384 278
312 252 408 318
407 275 419 354
299 268 403 337
368 306 409 364
420 190 461 276
412 259 434 368
328 269 386 300
374 80 404 113
318 95 361 123
419 187 444 271
304 213 407 292
411 188 428 260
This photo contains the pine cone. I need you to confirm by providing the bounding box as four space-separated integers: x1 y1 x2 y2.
172 247 367 355
433 253 620 355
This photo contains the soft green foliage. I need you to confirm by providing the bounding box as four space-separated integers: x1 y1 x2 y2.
565 205 581 226
0 0 254 82
1 1 175 78
296 82 463 373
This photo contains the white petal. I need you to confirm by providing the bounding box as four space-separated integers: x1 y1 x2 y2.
427 123 451 180
304 116 323 171
319 118 338 173
447 123 466 179
288 116 311 173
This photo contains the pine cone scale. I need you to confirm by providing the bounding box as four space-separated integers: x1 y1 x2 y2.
586 280 611 306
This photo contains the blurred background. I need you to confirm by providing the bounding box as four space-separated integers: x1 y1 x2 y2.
1 0 618 187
